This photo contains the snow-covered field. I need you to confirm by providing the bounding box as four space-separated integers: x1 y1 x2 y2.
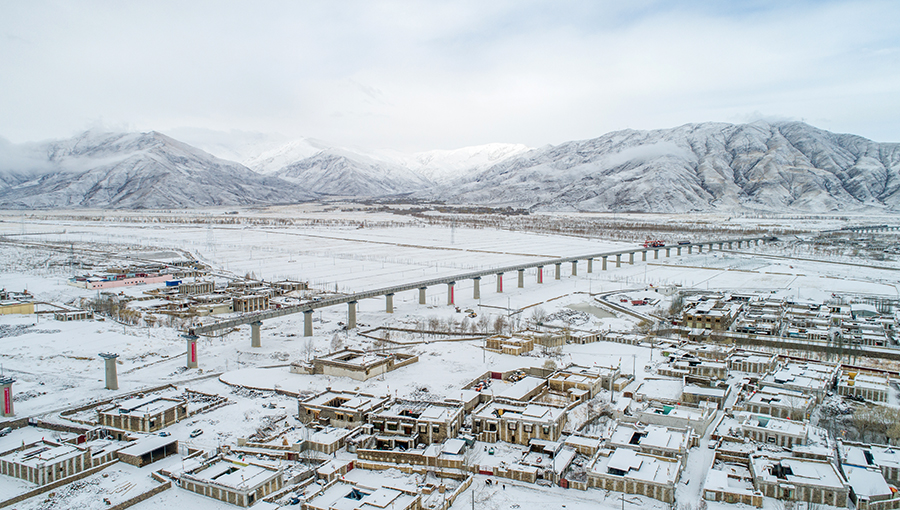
0 208 898 509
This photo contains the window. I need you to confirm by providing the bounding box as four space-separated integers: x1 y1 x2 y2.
386 422 398 431
542 425 550 435
524 424 533 433
419 424 427 433
508 422 517 430
432 425 440 434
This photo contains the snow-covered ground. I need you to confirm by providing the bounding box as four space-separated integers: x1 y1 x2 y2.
0 209 898 509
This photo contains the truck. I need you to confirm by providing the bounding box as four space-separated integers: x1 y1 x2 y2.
642 240 665 248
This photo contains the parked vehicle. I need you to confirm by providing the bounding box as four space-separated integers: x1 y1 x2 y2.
190 429 203 438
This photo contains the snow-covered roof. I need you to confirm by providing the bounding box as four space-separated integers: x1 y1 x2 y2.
843 465 891 499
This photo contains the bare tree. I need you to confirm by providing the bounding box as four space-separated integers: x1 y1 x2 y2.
303 337 316 361
531 306 547 325
668 293 685 317
477 314 490 333
330 333 343 352
492 315 507 334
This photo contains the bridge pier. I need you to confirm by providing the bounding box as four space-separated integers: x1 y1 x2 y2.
654 249 659 260
571 261 577 276
677 247 682 256
304 310 313 337
518 269 525 288
537 267 543 283
386 293 394 313
0 377 14 417
717 242 723 250
755 239 759 246
666 248 670 257
602 256 607 270
251 321 262 348
473 277 481 300
555 263 561 280
709 243 714 251
348 302 357 329
587 258 593 273
728 242 732 249
629 252 634 264
447 283 455 305
642 250 647 262
688 246 692 254
497 273 503 292
419 287 427 305
100 353 119 390
615 254 621 268
185 335 198 368
698 245 702 253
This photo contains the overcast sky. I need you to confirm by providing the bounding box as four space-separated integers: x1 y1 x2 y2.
1 0 899 151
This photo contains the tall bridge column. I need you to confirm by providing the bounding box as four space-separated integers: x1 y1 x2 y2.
473 277 481 300
666 248 670 257
100 353 119 390
251 321 262 348
419 287 427 305
386 293 394 313
602 256 607 270
677 247 682 256
555 263 561 280
642 250 647 262
348 302 357 329
537 266 544 283
447 282 455 305
728 242 733 249
688 246 693 254
755 239 759 246
571 261 577 276
518 269 525 288
654 249 659 260
304 310 313 337
615 254 621 268
185 335 198 368
497 273 503 292
0 377 14 417
629 252 634 264
697 244 703 253
708 243 714 251
587 258 593 273
717 243 723 250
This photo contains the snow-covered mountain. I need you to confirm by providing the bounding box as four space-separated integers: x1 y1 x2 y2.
375 143 533 184
432 121 900 213
275 148 433 196
1 122 897 212
245 138 332 174
0 130 310 209
161 127 292 168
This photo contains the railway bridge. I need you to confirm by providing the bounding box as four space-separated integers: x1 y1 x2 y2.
183 235 774 363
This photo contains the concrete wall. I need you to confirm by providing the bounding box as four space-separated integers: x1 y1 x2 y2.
0 460 117 509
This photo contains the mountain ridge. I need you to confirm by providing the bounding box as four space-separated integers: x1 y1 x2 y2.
0 121 897 212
